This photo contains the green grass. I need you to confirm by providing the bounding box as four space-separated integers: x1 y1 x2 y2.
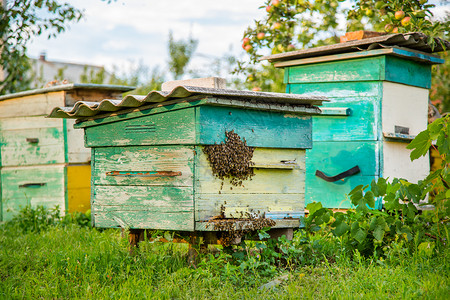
1 225 449 299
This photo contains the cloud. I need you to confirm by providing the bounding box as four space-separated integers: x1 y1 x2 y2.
27 0 265 74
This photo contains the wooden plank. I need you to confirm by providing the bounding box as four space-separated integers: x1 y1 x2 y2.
0 116 65 166
320 107 352 116
195 147 305 194
197 106 312 149
384 56 432 88
287 56 384 83
205 98 321 115
0 91 64 118
312 97 379 141
290 81 382 141
93 146 194 187
84 107 196 147
382 82 428 137
92 185 194 230
305 173 380 209
382 141 429 183
65 119 91 163
287 55 432 88
288 81 382 98
383 132 416 142
67 165 91 213
1 165 65 221
195 219 300 231
64 89 124 106
274 47 443 68
195 193 304 221
93 185 193 208
94 210 194 231
306 141 380 177
305 141 381 209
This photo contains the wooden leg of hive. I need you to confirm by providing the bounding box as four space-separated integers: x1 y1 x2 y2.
187 233 207 267
128 229 144 255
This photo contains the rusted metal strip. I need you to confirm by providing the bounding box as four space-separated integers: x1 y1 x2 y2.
105 171 182 177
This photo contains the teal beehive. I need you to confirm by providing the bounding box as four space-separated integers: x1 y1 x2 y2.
48 80 326 245
263 33 449 209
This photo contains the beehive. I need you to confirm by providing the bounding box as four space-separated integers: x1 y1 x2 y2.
0 84 133 221
48 83 326 237
263 33 449 209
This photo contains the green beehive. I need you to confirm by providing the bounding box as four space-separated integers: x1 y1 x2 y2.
263 33 449 209
0 84 133 221
49 79 326 243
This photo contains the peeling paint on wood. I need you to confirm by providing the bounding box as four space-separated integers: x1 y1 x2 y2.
197 106 312 148
85 108 197 147
288 56 432 88
1 165 65 221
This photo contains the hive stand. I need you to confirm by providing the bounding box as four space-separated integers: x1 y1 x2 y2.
264 36 446 209
0 84 133 221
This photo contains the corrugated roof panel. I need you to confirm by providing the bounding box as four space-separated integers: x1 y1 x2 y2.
48 86 327 119
261 33 449 63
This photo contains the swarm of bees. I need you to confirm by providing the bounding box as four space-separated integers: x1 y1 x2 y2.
208 207 276 246
203 130 255 187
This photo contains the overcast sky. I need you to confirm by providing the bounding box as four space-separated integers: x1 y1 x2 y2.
27 0 267 80
26 0 449 81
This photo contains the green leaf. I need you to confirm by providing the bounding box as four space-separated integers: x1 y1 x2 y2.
364 190 375 208
372 216 387 241
333 220 351 237
407 130 431 161
376 178 387 196
353 228 367 244
370 179 379 197
306 202 322 215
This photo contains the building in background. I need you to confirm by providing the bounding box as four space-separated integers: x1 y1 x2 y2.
29 52 112 88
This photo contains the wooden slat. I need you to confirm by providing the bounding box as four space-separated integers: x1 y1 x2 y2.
197 105 312 149
195 193 304 221
93 185 194 230
382 141 429 184
0 116 65 166
290 82 382 141
384 56 431 89
288 56 383 83
65 119 91 163
306 173 380 209
195 219 300 231
93 146 194 187
67 165 91 213
84 107 196 147
288 81 382 98
1 165 65 221
306 141 380 177
305 141 381 209
195 147 305 194
0 91 64 118
287 56 432 89
382 82 428 137
274 47 443 68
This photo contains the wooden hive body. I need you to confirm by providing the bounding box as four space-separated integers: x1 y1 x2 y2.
279 48 443 209
73 95 323 232
0 84 132 221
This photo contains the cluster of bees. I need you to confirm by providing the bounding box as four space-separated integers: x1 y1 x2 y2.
209 208 276 246
203 130 255 187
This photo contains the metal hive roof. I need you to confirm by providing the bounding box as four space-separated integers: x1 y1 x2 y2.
47 85 327 119
261 33 450 63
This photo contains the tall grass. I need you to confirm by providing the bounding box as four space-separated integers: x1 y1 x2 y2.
1 207 449 299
